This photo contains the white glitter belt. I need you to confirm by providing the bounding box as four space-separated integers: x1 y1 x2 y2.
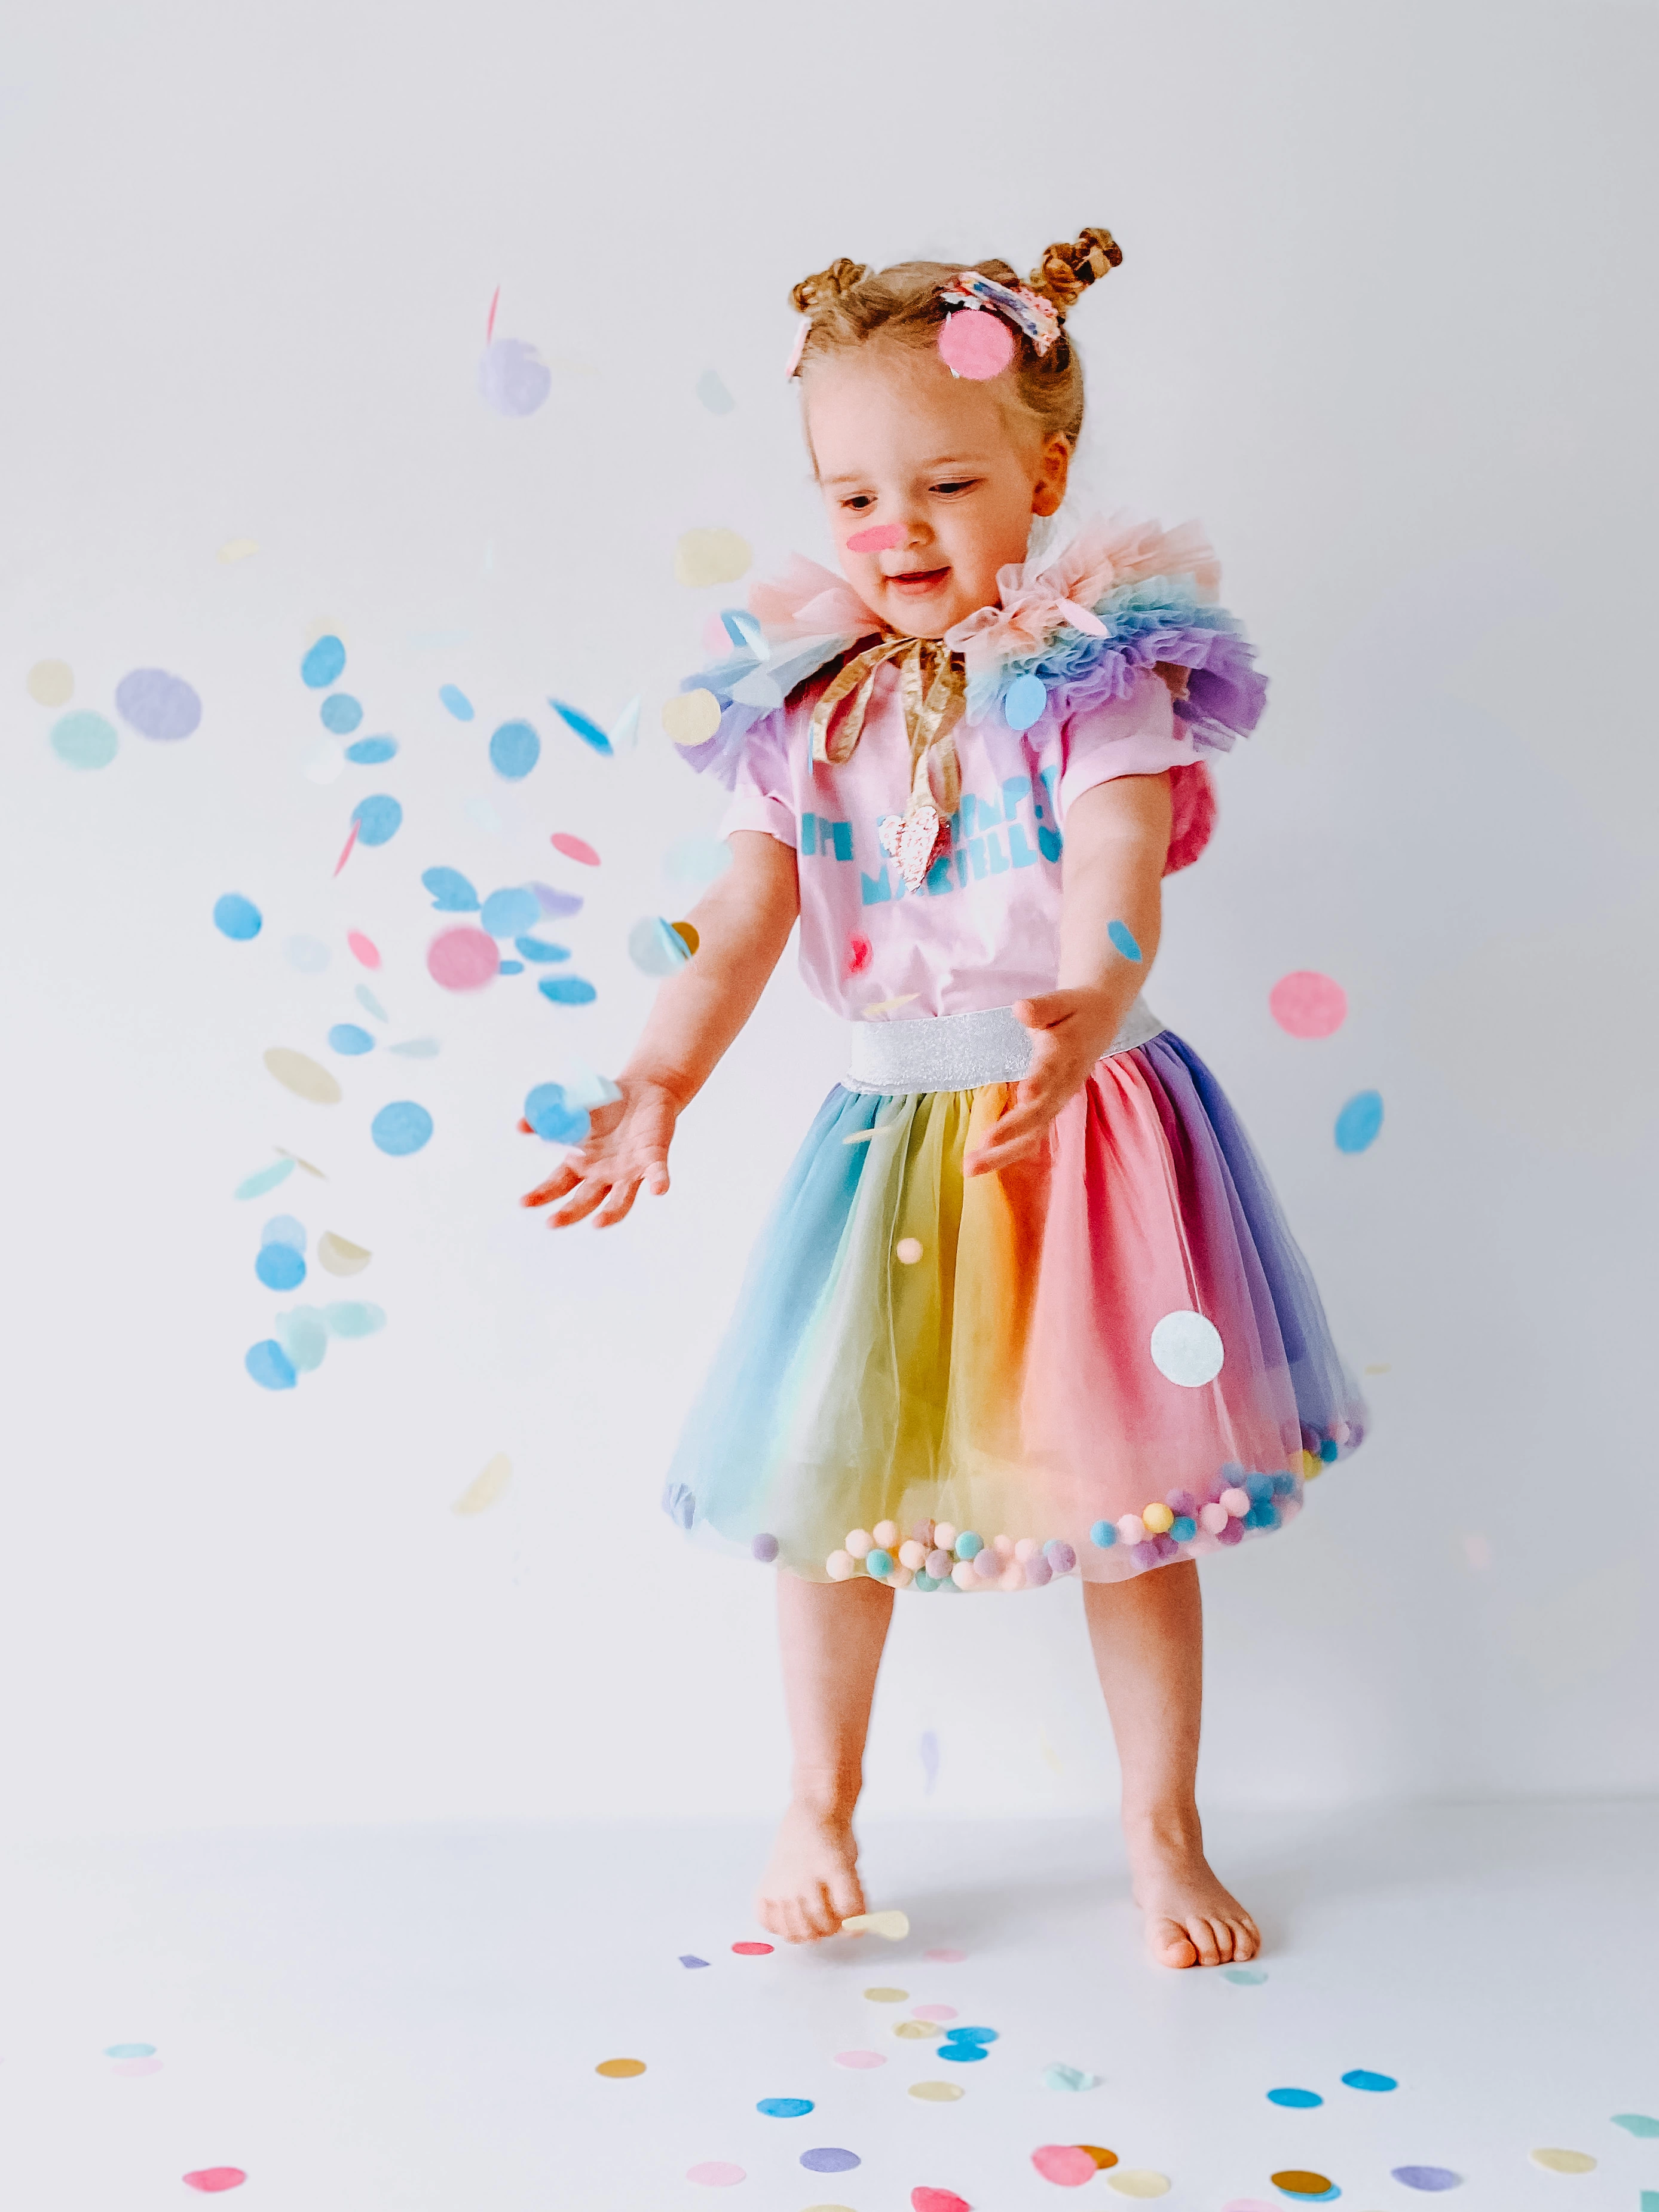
843 1000 1165 1094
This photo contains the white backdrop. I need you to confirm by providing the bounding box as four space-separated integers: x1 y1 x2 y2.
2 0 1654 1840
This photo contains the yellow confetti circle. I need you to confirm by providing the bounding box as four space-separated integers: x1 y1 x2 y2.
263 1047 343 1105
893 2020 939 2039
909 2081 964 2102
26 659 73 706
316 1231 371 1277
1529 2150 1596 2175
671 920 700 957
595 2057 645 2078
1107 2172 1171 2198
674 527 752 589
661 688 721 747
864 1986 908 2003
1271 2175 1334 2198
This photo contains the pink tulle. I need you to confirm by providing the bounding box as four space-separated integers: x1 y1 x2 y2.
746 555 880 643
1164 763 1216 876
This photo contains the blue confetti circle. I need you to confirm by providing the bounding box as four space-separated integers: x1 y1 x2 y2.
936 2040 987 2061
1268 2087 1324 2108
480 886 540 938
255 1244 307 1292
1334 1089 1384 1154
422 865 479 911
327 1024 376 1055
371 1101 433 1156
351 794 403 846
345 735 397 764
515 935 570 963
213 892 262 941
549 697 614 755
321 693 363 733
944 2026 997 2043
301 635 346 689
1107 917 1143 961
50 710 118 769
1342 2069 1397 2092
538 975 597 1006
757 2097 813 2118
1003 671 1048 731
439 684 474 720
489 719 541 779
261 1215 305 1250
800 2147 860 2173
525 1083 590 1145
246 1339 297 1391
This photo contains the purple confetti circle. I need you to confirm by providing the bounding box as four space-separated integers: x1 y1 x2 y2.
1392 2170 1461 2192
478 338 551 418
115 668 201 740
800 2148 861 2174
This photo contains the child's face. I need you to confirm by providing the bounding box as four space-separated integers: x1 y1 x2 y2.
803 339 1071 638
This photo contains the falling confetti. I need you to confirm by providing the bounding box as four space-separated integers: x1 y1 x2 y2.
846 522 907 553
263 1048 342 1105
27 658 74 705
327 1024 375 1055
254 1243 305 1292
244 1341 296 1391
678 1955 709 1969
1004 672 1048 731
1529 2151 1596 2175
696 368 736 413
550 831 601 867
301 635 346 689
390 1038 440 1057
1335 1090 1384 1153
350 794 402 846
439 684 474 720
731 1941 773 1956
1107 918 1143 961
662 687 722 746
182 2173 247 2195
50 710 118 769
453 1453 512 1515
674 527 752 589
286 935 330 973
480 886 540 938
427 928 499 991
104 2043 157 2058
478 336 552 417
355 986 387 1022
549 698 613 755
939 306 1015 378
212 894 262 941
629 915 694 977
115 667 201 740
233 1159 296 1200
1270 971 1348 1038
371 1102 433 1156
595 2058 645 2078
1149 1309 1224 1387
538 975 596 1005
322 693 363 733
489 720 541 779
332 821 360 876
345 735 396 764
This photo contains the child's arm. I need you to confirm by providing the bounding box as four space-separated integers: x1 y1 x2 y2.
964 772 1171 1177
524 830 800 1227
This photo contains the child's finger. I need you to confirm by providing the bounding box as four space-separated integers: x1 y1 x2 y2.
546 1174 618 1227
522 1162 583 1208
591 1174 645 1227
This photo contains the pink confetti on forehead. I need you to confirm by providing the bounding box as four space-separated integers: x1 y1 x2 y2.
938 307 1015 380
846 522 907 554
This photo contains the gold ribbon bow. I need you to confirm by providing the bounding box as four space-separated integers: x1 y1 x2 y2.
808 634 966 819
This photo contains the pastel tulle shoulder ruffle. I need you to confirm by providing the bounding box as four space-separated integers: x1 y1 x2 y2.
671 513 1267 873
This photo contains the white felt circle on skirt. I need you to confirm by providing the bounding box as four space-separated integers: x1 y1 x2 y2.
1149 1310 1225 1388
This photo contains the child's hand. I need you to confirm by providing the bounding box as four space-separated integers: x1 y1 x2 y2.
962 987 1121 1177
521 1078 680 1227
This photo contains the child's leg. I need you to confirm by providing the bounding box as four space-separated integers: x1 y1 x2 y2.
1082 1561 1260 1969
755 1572 893 1945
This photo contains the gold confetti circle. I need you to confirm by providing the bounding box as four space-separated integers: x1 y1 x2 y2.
661 688 721 747
1271 2175 1334 2198
26 659 74 706
595 2057 645 2078
263 1047 343 1105
1107 2172 1171 2198
316 1231 371 1277
909 2080 965 2102
893 2020 939 2039
674 527 752 589
671 920 700 956
864 1986 908 2003
1081 2147 1120 2170
1529 2150 1596 2175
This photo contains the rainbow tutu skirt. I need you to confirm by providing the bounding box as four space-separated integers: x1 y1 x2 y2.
663 1003 1366 1592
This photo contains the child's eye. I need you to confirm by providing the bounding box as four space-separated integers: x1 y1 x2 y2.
933 479 978 497
840 495 874 512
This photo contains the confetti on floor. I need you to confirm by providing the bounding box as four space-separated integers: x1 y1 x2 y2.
800 2146 859 2171
1043 2063 1100 2091
685 2161 745 2186
841 1910 908 1939
1107 2178 1171 2200
182 2172 246 2194
1340 2069 1396 2091
216 537 258 562
864 1986 906 2002
835 2050 886 2068
923 1947 966 1962
595 2058 644 2078
757 2096 813 2117
909 2081 965 2102
1391 2169 1461 2191
1529 2149 1596 2174
731 1941 772 1956
1268 2088 1324 2108
1223 1965 1267 1983
1612 2115 1659 2136
1034 2143 1101 2185
912 2190 970 2212
1272 2174 1336 2198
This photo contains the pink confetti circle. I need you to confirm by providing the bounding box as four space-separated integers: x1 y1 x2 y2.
1269 970 1348 1039
844 933 873 978
113 2058 164 2076
182 2172 247 2195
923 1946 967 1962
686 2162 746 2186
731 1940 773 1956
938 308 1015 380
550 832 600 867
347 930 381 969
846 522 907 554
1033 2143 1099 2186
426 927 499 992
834 2049 887 2069
912 2003 957 2021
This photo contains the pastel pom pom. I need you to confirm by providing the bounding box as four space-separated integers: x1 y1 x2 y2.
890 1565 914 1588
1090 1520 1118 1547
1220 1487 1251 1517
951 1559 978 1590
873 1519 899 1547
992 1533 1015 1558
1170 1516 1197 1541
898 1540 927 1570
933 1522 958 1550
1198 1503 1230 1535
1141 1503 1176 1534
846 1529 873 1558
1167 1488 1199 1517
955 1531 984 1559
866 1549 894 1578
827 1550 855 1580
1025 1553 1052 1586
998 1561 1025 1590
1043 1540 1076 1572
973 1550 1000 1580
751 1533 780 1562
1118 1514 1147 1543
926 1549 953 1579
913 1571 938 1590
1014 1537 1039 1560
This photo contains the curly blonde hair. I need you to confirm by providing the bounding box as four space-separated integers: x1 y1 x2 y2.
789 228 1122 449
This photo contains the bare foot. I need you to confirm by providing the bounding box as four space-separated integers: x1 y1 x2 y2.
1125 1818 1260 1970
755 1802 865 1944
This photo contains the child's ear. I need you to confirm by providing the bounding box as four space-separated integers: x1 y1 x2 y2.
1031 433 1072 516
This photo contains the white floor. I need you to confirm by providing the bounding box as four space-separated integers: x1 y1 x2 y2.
0 1804 1654 2211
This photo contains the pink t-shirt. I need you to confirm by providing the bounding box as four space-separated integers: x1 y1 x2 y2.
720 658 1198 1021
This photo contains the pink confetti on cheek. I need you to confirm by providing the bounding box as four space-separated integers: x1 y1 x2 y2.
183 2171 247 2194
846 522 907 554
550 832 601 867
112 2058 164 2076
938 307 1015 380
347 931 381 969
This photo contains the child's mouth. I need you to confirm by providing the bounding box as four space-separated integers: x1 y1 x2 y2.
887 567 950 596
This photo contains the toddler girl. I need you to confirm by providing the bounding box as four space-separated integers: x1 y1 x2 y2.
527 230 1366 1969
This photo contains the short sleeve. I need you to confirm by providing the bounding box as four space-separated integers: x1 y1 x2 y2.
717 709 797 849
1055 668 1198 822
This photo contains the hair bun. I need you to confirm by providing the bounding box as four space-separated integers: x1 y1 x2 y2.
789 257 873 317
1029 227 1123 314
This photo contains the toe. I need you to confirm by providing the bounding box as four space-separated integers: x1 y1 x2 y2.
1150 1917 1199 1969
803 1883 840 1941
827 1865 865 1928
1187 1916 1223 1968
1207 1916 1237 1963
755 1895 785 1939
1229 1915 1260 1960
